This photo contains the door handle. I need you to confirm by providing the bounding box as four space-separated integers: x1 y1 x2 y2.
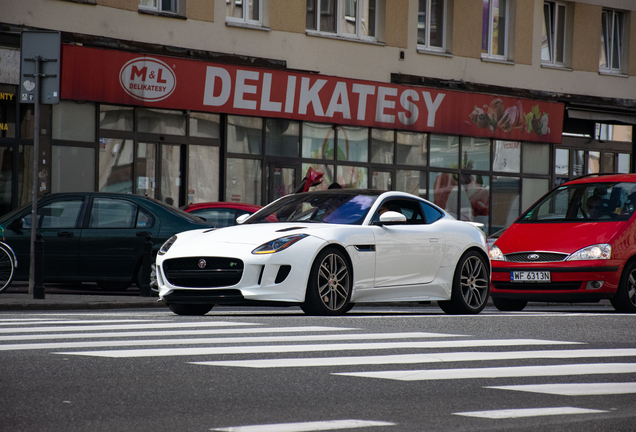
136 231 152 238
57 231 74 238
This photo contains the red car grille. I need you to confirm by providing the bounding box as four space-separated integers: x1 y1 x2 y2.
505 252 568 263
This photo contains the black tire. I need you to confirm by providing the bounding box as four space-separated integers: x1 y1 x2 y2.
438 250 490 315
168 303 214 316
301 247 352 316
0 244 15 293
97 281 131 291
610 261 636 313
492 297 527 311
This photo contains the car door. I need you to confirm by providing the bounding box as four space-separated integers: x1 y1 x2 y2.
372 198 445 287
4 196 85 280
77 196 160 281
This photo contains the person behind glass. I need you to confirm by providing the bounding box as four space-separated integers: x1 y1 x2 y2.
587 195 604 219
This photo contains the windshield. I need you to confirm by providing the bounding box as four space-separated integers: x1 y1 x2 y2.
520 181 636 222
246 192 378 225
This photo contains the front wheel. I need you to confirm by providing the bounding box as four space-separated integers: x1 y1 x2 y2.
0 244 15 293
438 251 490 315
610 261 636 313
492 297 527 311
168 303 214 316
301 247 352 316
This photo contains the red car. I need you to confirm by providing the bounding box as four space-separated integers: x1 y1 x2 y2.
489 173 636 313
181 202 262 228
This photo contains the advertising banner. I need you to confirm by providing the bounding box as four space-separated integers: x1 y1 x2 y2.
61 44 564 143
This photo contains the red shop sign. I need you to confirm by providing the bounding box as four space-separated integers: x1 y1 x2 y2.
61 44 564 143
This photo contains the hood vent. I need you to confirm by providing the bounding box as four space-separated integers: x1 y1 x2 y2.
275 227 305 232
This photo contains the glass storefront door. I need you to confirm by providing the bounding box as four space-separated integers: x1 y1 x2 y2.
135 142 184 206
267 163 296 204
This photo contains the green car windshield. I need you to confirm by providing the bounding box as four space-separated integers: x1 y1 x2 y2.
520 182 636 222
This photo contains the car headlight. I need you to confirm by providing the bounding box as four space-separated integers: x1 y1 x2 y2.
158 235 177 256
252 234 308 254
567 244 611 261
489 245 505 261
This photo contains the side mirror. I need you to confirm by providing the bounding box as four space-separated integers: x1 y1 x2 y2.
376 211 407 225
236 214 250 225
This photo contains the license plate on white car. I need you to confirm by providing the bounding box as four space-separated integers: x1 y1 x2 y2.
510 271 551 282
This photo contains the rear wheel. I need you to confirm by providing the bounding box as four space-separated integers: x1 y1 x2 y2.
168 303 214 316
492 297 527 311
301 247 352 316
438 251 490 314
611 261 636 313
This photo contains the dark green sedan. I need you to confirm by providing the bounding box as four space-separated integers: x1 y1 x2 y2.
0 193 214 291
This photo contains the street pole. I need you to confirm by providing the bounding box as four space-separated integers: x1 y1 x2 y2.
28 55 41 298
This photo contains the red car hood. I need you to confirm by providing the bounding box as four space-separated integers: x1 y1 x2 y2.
495 221 626 254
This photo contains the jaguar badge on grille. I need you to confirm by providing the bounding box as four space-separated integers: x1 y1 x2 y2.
198 259 207 269
527 254 540 260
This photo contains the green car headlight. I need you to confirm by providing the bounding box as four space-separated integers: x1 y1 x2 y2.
158 235 177 256
252 234 308 255
567 244 611 261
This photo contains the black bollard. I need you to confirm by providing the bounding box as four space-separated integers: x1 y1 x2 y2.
140 234 152 297
33 232 44 299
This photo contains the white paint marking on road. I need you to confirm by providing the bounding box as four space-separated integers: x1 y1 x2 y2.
209 419 396 431
0 326 358 341
487 382 636 396
55 339 579 358
335 363 636 381
0 332 456 351
192 348 636 368
454 407 607 419
0 321 259 334
0 319 158 326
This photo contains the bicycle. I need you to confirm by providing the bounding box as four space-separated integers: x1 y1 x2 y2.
0 226 17 293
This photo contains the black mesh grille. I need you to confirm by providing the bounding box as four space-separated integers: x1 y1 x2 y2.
492 282 582 291
505 252 568 263
163 257 243 288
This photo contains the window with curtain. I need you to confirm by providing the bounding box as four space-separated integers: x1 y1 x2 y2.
139 0 178 13
541 1 566 66
600 9 624 74
226 0 262 25
306 0 377 40
481 0 508 59
418 0 446 52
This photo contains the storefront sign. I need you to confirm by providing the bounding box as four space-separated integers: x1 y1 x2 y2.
60 44 564 143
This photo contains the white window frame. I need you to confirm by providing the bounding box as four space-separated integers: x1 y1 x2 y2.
481 0 508 60
542 1 567 67
139 0 178 14
417 0 447 52
226 0 263 26
308 0 378 42
600 9 624 74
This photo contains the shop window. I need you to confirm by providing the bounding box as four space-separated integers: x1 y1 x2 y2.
53 101 96 142
336 165 367 188
227 158 262 204
337 126 368 162
429 134 458 169
227 115 262 155
136 143 156 198
481 0 508 60
573 150 584 176
522 178 549 213
604 152 616 173
542 1 567 67
160 144 181 206
189 112 220 139
226 0 262 26
20 106 34 140
491 175 519 232
302 122 334 159
600 9 624 74
522 142 549 175
597 124 632 142
555 148 569 186
396 170 425 197
100 105 133 132
139 0 179 14
588 151 600 174
461 137 490 171
0 86 16 138
266 119 299 157
0 146 13 215
430 171 459 218
137 108 185 136
306 0 377 41
492 140 520 173
460 174 489 229
188 145 220 203
418 0 447 52
618 153 631 173
52 146 95 193
371 170 391 190
370 129 394 164
99 138 133 194
397 131 428 166
18 145 33 207
302 163 334 190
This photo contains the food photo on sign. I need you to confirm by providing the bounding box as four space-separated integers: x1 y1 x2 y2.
468 98 550 136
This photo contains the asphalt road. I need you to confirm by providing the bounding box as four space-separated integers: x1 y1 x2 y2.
1 304 635 432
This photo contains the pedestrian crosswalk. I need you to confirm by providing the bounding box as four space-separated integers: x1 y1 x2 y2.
1 313 635 428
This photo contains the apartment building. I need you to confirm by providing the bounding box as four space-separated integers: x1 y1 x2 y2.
1 0 635 234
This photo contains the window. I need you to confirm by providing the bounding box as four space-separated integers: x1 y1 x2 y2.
481 0 508 59
600 9 624 73
24 200 84 229
418 0 446 52
306 0 377 40
139 0 178 13
542 1 566 66
227 0 262 25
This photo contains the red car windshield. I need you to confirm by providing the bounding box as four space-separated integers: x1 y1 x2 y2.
520 182 636 222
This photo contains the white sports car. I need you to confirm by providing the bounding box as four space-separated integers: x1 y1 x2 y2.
156 190 490 316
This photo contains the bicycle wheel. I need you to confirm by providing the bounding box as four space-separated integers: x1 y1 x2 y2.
0 243 15 293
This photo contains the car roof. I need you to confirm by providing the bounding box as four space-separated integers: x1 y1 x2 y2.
183 201 262 212
564 173 636 185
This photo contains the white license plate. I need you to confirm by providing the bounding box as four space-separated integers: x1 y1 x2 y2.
511 271 551 282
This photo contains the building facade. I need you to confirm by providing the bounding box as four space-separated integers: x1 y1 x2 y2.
1 0 635 234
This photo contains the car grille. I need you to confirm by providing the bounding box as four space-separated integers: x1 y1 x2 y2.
163 257 244 288
492 282 582 291
504 252 568 263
